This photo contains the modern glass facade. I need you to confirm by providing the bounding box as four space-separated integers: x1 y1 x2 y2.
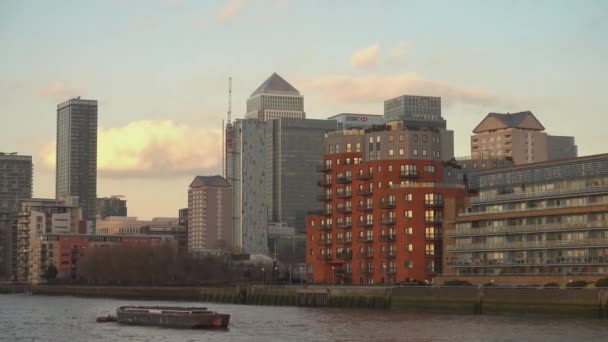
56 99 97 225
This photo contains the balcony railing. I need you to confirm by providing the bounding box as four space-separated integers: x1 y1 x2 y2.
336 237 353 244
336 176 352 184
316 223 332 231
470 184 608 205
425 217 443 224
381 218 397 226
317 179 332 187
316 165 332 172
385 267 397 275
317 194 333 202
381 251 397 259
359 251 374 260
317 239 333 246
323 209 333 216
380 234 396 242
357 221 374 228
400 171 419 178
379 202 396 209
424 201 444 208
317 254 333 261
357 173 373 180
446 256 608 268
447 238 608 252
447 221 608 237
357 204 373 212
336 222 352 229
357 188 373 196
337 252 352 260
360 267 374 275
336 206 352 214
336 192 352 199
357 236 374 243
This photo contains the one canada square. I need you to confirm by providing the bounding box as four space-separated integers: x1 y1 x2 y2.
56 98 98 228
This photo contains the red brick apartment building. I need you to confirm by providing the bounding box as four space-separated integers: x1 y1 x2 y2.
306 122 465 285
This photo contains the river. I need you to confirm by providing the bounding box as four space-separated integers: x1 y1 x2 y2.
1 293 607 341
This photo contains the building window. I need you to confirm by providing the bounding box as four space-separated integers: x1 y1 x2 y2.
424 165 435 173
405 260 413 268
413 149 418 156
425 244 435 256
356 143 361 152
422 149 427 156
404 227 412 235
336 144 340 154
389 135 394 142
399 134 404 142
403 210 412 218
422 135 427 143
399 149 404 156
404 194 412 201
389 149 394 156
413 135 418 143
405 244 413 252
388 165 393 172
346 143 352 153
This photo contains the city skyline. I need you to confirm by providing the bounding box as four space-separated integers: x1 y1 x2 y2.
1 0 606 219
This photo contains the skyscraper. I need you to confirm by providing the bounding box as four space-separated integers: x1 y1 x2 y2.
96 195 127 220
56 98 97 227
245 73 305 121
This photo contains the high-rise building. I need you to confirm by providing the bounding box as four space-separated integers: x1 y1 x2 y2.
470 111 577 164
383 95 454 161
443 154 608 285
326 113 384 131
231 119 269 255
16 198 83 282
306 122 465 285
96 195 127 220
188 176 232 254
265 118 336 232
0 152 32 280
56 98 98 227
246 73 305 121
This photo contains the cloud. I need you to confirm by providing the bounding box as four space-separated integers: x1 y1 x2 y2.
35 81 88 100
299 73 502 107
40 119 222 178
216 0 247 21
390 41 408 60
350 43 380 69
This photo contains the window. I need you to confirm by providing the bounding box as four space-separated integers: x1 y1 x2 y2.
346 143 352 153
377 165 382 172
404 227 413 235
399 134 404 141
403 210 412 218
425 244 435 256
388 165 393 172
336 144 340 153
422 135 427 143
405 260 413 268
424 165 435 173
413 134 418 143
422 149 427 156
413 149 418 156
356 143 361 152
399 149 404 156
405 244 413 252
389 135 394 142
404 194 413 201
389 149 394 156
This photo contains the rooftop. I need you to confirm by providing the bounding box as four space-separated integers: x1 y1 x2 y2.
473 111 545 133
250 72 300 97
190 175 231 188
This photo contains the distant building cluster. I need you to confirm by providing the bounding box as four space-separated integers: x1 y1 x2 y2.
4 70 605 288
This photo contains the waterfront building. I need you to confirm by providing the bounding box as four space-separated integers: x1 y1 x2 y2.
188 176 232 254
96 195 127 220
383 95 454 161
30 233 174 284
306 122 465 285
470 111 577 164
0 152 32 280
96 216 186 250
443 153 608 285
246 73 305 121
16 198 83 283
56 98 98 228
327 113 384 131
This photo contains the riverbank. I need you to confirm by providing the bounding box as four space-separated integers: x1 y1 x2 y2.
3 284 608 318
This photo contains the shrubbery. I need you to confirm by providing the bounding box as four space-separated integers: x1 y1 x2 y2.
595 278 608 288
443 279 472 286
565 280 590 288
543 282 560 288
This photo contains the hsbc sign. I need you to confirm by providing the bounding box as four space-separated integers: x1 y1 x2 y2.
345 115 369 122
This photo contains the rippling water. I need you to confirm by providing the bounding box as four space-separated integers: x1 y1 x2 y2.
1 294 608 341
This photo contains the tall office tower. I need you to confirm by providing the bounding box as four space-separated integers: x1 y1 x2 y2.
265 118 336 232
245 73 305 121
470 111 577 165
0 152 32 280
384 95 454 161
96 195 127 220
231 119 269 255
187 176 232 254
56 98 97 228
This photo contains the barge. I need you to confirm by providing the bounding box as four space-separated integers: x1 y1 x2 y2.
116 306 230 329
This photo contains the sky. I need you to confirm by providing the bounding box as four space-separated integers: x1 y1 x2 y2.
1 0 607 219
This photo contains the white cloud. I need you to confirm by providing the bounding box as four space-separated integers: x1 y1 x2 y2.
350 43 380 69
216 0 248 21
390 41 408 60
40 119 221 178
35 81 88 100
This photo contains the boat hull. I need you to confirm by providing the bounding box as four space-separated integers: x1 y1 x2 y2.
116 307 230 329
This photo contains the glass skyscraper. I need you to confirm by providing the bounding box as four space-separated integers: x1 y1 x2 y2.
56 98 97 227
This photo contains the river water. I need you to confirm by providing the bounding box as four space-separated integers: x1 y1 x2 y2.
1 294 607 341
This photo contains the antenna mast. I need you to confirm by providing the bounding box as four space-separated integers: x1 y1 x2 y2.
228 77 232 123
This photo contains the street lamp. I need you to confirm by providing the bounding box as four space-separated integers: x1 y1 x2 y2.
383 264 387 284
261 267 265 285
331 266 335 285
274 267 278 285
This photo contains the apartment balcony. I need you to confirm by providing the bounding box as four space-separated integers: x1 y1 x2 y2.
317 193 333 202
468 184 608 205
399 171 419 179
336 222 352 230
379 202 396 209
357 221 374 228
385 267 397 276
357 204 373 212
424 201 444 208
381 218 397 226
336 176 352 184
446 256 608 268
336 206 352 214
446 238 608 252
323 209 333 216
337 252 353 260
357 173 373 180
448 221 608 237
317 179 332 187
317 254 333 261
360 267 374 275
316 165 332 172
335 192 352 199
357 188 373 196
425 234 441 241
425 217 443 224
357 236 374 244
336 237 353 245
317 239 333 247
380 234 396 242
316 223 332 231
381 251 397 259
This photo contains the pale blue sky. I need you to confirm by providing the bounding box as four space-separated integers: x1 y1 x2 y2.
1 0 607 218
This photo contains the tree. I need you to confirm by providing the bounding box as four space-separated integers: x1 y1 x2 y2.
44 264 58 281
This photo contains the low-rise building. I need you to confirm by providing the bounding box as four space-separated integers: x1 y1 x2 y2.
96 195 127 220
443 153 608 285
96 216 186 250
